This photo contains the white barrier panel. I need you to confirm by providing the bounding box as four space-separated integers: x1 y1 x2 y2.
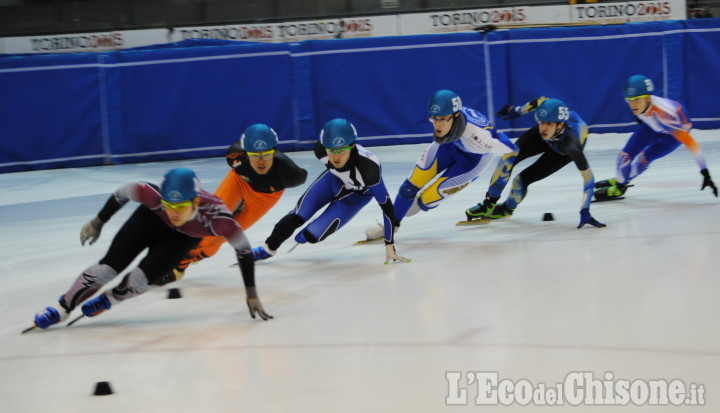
397 6 569 35
571 0 686 24
173 15 398 43
1 1 687 54
2 29 167 54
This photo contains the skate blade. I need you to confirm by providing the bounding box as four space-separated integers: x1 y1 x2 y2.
456 218 491 226
21 325 37 334
287 242 300 253
67 315 85 327
354 238 383 245
591 196 625 203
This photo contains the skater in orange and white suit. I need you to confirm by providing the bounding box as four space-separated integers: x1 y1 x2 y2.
158 124 307 284
593 75 717 201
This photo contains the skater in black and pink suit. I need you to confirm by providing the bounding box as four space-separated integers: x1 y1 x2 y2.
31 167 272 330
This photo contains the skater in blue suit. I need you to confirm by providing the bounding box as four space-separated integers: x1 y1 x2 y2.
252 119 410 264
465 98 604 229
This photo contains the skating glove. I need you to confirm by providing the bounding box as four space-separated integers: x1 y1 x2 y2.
246 287 273 320
496 104 521 121
700 169 718 197
80 216 104 246
577 208 606 229
385 243 411 264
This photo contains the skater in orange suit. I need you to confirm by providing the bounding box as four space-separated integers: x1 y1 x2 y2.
156 124 307 284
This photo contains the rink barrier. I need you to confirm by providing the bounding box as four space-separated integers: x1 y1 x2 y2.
1 18 719 173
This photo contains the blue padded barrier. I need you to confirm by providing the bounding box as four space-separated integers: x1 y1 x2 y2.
1 19 719 173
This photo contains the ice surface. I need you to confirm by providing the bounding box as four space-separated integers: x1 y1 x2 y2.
1 131 719 412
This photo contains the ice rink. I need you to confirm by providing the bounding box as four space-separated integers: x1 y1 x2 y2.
1 130 719 412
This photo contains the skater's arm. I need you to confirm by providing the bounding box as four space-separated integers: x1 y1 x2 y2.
495 97 548 121
560 139 594 211
369 179 396 244
275 151 309 188
81 182 151 246
223 222 274 320
670 129 708 171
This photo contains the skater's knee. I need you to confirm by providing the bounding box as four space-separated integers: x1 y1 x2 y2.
113 268 152 300
84 263 118 285
398 180 420 201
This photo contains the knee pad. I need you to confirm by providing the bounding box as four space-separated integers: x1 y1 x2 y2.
64 263 118 310
84 263 119 285
397 180 420 201
113 268 152 301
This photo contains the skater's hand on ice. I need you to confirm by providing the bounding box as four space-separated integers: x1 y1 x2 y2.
385 243 411 264
246 287 273 320
80 216 104 246
701 169 718 197
577 208 606 229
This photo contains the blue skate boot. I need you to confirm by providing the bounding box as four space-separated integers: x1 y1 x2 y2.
252 243 276 261
81 293 112 317
33 296 70 329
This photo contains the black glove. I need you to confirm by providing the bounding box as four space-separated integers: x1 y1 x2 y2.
701 169 718 197
495 104 521 121
577 208 606 229
525 97 545 112
225 140 244 169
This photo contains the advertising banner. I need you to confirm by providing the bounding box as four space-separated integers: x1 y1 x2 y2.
1 1 688 54
571 0 686 25
173 15 397 43
1 29 167 54
398 6 569 35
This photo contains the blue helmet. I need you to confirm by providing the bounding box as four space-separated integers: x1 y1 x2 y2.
427 89 462 116
320 118 357 149
623 75 654 98
240 124 279 152
160 167 201 203
535 99 570 123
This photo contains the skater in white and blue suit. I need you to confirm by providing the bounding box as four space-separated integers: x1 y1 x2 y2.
252 119 410 264
365 89 516 239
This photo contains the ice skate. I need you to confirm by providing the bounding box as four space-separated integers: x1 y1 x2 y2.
81 293 112 317
487 203 514 219
594 179 613 189
465 197 496 221
252 243 276 261
33 305 69 330
593 179 629 202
